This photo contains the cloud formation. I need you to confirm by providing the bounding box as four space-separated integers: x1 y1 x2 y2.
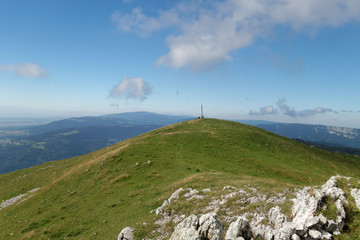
112 0 360 71
0 63 47 78
110 76 152 101
250 98 335 117
249 105 277 116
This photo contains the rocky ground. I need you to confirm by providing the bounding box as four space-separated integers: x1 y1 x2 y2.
118 176 360 240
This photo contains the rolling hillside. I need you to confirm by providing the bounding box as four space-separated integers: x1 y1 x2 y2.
0 119 359 239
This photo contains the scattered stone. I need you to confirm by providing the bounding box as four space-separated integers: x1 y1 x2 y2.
118 227 135 240
184 188 199 198
202 188 211 192
223 186 237 191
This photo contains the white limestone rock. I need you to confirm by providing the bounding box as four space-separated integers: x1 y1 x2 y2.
118 227 135 240
350 188 360 209
305 216 320 229
268 206 287 229
198 213 223 240
156 188 184 215
250 212 268 239
321 176 346 202
184 188 199 198
320 230 332 240
291 234 300 240
169 215 201 240
308 229 321 240
291 187 321 229
225 216 251 240
335 199 346 230
273 227 292 240
318 214 327 226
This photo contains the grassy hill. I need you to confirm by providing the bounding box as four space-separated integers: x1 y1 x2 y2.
0 119 359 239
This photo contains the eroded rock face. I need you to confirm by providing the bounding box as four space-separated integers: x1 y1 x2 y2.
117 227 135 240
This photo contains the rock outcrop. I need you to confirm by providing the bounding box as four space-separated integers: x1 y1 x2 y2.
0 188 40 211
121 176 359 239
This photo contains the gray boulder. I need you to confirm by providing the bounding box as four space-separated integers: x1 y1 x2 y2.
225 216 251 240
291 234 300 240
325 220 337 233
170 213 223 240
320 230 332 240
117 227 135 240
199 213 223 240
169 215 201 240
308 229 321 240
305 216 320 229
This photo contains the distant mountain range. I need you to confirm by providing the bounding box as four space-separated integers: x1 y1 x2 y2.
1 112 360 174
0 112 194 173
256 123 360 149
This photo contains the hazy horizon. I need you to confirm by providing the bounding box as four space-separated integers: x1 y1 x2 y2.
1 1 360 128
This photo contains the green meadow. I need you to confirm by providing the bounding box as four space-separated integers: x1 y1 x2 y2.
1 119 359 239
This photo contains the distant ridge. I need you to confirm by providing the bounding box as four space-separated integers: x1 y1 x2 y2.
0 112 194 173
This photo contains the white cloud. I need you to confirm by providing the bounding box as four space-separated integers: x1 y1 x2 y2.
113 0 360 71
109 76 152 101
250 105 277 116
0 63 47 78
111 7 179 37
250 98 336 117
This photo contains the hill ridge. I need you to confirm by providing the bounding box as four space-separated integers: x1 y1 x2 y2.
1 118 359 239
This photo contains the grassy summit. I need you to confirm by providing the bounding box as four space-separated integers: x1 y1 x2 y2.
0 119 359 239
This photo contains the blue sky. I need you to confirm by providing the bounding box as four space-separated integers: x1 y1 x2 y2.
1 0 360 128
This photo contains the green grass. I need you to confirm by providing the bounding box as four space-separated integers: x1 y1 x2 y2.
0 118 360 239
